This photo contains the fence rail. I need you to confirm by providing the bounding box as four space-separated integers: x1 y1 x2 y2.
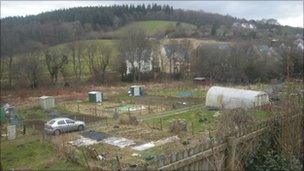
149 113 303 170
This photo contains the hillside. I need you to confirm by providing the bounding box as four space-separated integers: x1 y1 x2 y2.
2 4 302 59
114 20 197 36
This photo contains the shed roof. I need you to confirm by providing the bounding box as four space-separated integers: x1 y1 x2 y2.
193 77 206 81
89 91 101 94
39 96 53 99
131 85 141 88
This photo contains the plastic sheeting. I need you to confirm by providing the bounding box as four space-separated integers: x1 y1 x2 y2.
102 137 135 148
69 137 100 147
132 136 180 151
205 86 269 109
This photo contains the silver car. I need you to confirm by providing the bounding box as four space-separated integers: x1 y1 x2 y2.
44 117 85 135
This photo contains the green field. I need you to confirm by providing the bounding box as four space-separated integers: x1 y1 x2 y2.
145 107 217 133
1 136 84 170
115 20 197 36
149 87 207 99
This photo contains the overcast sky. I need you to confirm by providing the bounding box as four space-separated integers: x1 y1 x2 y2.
1 1 303 28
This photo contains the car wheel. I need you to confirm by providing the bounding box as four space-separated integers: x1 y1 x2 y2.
78 125 84 131
54 129 61 136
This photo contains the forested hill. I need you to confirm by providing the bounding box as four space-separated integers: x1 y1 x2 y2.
1 4 302 58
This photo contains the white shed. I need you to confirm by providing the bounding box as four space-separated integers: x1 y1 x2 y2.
205 86 269 109
39 96 55 110
88 91 103 103
128 85 143 96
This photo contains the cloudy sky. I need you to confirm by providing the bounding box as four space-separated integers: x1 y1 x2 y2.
1 1 303 27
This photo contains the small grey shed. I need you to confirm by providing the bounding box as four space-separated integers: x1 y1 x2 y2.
128 85 143 96
39 96 55 110
88 91 103 103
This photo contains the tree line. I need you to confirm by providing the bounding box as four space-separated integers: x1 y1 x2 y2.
0 4 234 57
1 26 302 89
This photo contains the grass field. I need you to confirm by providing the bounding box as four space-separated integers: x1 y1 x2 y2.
115 20 197 36
145 107 217 133
1 136 84 170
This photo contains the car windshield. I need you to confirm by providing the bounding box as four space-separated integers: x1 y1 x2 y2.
47 120 56 125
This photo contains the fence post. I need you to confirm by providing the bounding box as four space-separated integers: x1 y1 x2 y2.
95 105 97 116
77 103 80 114
160 118 163 130
23 125 26 135
191 121 194 135
226 136 237 171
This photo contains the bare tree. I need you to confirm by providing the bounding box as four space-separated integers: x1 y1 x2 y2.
119 26 151 82
21 51 42 88
70 22 84 83
87 43 113 83
112 54 127 81
151 44 162 79
163 40 178 74
180 39 192 78
45 49 68 85
70 41 84 82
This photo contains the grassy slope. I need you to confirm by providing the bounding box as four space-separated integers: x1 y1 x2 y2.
115 20 197 36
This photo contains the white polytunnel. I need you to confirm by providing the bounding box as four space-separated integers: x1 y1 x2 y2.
205 86 270 109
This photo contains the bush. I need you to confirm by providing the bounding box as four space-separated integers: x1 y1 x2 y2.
245 148 302 171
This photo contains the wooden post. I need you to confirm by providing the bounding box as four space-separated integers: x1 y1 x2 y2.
94 105 97 116
226 136 237 170
77 103 80 114
23 125 26 135
148 105 151 114
116 156 121 171
191 121 194 135
160 118 163 130
128 107 131 118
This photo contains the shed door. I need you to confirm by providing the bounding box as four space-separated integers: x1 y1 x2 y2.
134 87 140 96
96 93 102 102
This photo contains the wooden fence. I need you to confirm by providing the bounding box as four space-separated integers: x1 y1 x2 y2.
145 113 303 171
